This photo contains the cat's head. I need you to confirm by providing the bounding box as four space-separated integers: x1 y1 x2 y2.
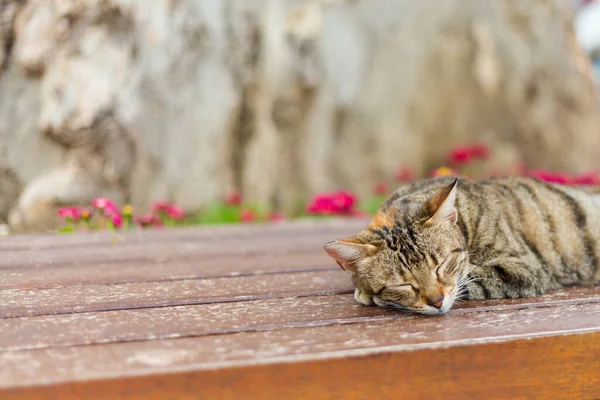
323 179 468 315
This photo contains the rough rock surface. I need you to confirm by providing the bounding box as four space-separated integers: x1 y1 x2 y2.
0 0 599 232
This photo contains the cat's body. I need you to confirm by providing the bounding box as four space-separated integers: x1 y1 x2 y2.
323 176 600 315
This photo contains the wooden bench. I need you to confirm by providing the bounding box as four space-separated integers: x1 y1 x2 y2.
1 219 600 399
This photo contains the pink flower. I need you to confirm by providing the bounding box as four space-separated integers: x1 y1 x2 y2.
240 209 256 223
225 192 243 206
268 211 285 222
57 207 82 221
374 182 389 196
166 205 185 219
572 172 600 186
395 167 415 182
111 213 123 228
92 197 117 211
306 191 357 215
332 191 355 212
152 201 186 220
306 196 337 215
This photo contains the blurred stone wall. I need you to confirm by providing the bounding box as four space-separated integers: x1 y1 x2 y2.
1 0 599 232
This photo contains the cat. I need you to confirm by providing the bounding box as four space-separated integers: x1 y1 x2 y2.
323 176 600 315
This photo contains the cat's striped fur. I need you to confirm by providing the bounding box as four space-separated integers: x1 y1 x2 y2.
323 176 600 315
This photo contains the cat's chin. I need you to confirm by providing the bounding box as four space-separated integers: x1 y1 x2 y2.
371 294 455 315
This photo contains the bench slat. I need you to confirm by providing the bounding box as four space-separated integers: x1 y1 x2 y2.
0 270 354 318
2 286 600 352
0 251 332 290
2 301 599 391
7 332 597 400
0 230 345 269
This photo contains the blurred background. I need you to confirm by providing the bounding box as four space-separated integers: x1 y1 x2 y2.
0 0 599 233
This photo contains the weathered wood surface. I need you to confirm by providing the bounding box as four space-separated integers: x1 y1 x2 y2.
2 219 600 399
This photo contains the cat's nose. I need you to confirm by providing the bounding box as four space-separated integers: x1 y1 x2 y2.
426 295 445 309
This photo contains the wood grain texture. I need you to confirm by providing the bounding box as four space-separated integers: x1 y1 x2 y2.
0 230 350 269
3 286 600 351
0 251 333 289
0 269 354 318
2 332 599 400
3 300 600 389
7 332 599 400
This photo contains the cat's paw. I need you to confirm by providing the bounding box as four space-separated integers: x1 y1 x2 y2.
354 288 374 306
466 281 486 300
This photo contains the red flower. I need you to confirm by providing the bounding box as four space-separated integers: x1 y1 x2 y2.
240 209 256 223
225 192 243 206
374 182 389 196
152 201 186 220
134 214 163 227
306 196 336 215
448 146 473 165
447 143 490 165
470 143 490 159
395 167 414 182
57 207 82 221
528 170 572 185
306 191 357 215
331 191 355 212
268 211 285 222
572 172 600 186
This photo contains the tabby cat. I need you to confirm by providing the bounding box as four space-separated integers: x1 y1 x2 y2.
323 176 600 315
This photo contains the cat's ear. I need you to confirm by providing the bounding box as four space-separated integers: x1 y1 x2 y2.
426 179 459 225
322 237 377 273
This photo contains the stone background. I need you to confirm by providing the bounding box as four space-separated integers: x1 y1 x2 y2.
1 0 599 232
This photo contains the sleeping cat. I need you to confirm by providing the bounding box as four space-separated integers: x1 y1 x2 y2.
323 176 600 315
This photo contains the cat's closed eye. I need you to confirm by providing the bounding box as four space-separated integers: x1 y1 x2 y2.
435 259 450 277
391 283 416 292
380 284 417 301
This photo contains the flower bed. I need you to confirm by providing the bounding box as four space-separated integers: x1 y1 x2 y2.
57 143 600 233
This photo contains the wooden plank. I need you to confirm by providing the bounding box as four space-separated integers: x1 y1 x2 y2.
0 219 367 251
0 229 348 269
2 286 600 352
1 302 600 392
1 332 598 400
0 269 354 318
0 294 391 351
0 251 333 290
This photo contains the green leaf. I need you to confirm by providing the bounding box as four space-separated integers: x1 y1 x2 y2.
57 226 75 234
